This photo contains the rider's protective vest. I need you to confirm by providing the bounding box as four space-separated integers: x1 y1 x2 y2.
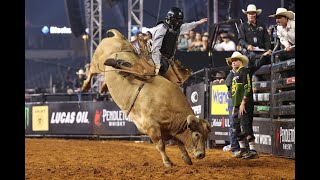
158 21 180 59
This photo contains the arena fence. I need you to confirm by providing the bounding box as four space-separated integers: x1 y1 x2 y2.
25 51 294 159
182 49 295 159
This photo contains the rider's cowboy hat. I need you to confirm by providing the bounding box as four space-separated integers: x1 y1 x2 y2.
242 4 262 15
76 69 86 75
225 51 249 67
268 8 295 20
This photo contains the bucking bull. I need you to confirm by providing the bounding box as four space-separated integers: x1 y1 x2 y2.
82 29 211 167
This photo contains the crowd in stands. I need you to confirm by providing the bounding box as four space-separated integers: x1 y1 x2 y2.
26 4 294 101
175 22 277 53
177 30 210 52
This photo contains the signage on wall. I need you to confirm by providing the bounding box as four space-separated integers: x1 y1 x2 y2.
32 106 49 131
211 84 229 115
41 26 72 34
186 83 205 119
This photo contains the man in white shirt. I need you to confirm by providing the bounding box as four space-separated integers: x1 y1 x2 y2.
269 8 295 52
218 32 236 51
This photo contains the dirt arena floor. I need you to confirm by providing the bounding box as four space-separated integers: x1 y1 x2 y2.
26 138 294 179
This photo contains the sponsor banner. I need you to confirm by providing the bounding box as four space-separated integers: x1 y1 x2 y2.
273 119 295 158
210 84 229 115
252 118 273 154
32 106 49 131
48 102 93 134
186 82 205 118
286 77 295 84
92 101 139 135
25 105 33 134
208 115 230 141
26 101 139 136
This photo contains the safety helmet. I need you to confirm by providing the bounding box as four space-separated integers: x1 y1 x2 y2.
165 7 184 30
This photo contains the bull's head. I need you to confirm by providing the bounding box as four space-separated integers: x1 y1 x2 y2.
186 115 211 159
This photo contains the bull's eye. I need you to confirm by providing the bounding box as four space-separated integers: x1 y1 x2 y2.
193 132 200 139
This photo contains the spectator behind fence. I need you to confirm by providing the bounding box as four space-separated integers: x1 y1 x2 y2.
238 4 272 74
217 32 236 51
177 32 190 51
213 31 224 51
201 32 209 51
74 69 86 92
137 32 144 41
74 69 87 101
187 30 196 46
212 70 226 84
144 31 153 53
188 32 204 52
268 7 295 60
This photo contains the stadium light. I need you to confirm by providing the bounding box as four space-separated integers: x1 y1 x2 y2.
82 34 88 40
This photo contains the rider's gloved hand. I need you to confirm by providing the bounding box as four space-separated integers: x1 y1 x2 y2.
155 64 161 75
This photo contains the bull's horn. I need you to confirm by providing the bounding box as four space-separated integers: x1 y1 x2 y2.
106 29 125 39
187 115 199 125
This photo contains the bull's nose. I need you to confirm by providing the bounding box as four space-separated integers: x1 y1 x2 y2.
196 153 205 159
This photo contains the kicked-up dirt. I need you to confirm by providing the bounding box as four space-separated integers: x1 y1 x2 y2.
25 138 294 179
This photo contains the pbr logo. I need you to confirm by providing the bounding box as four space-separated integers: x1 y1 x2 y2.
191 91 198 103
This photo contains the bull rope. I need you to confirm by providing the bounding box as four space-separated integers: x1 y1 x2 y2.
94 47 151 116
97 63 147 116
98 62 146 116
126 81 145 116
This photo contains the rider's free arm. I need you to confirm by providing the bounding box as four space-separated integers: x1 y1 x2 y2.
179 21 202 35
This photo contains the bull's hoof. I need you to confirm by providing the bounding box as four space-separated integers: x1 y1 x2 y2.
182 155 192 165
163 161 174 167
